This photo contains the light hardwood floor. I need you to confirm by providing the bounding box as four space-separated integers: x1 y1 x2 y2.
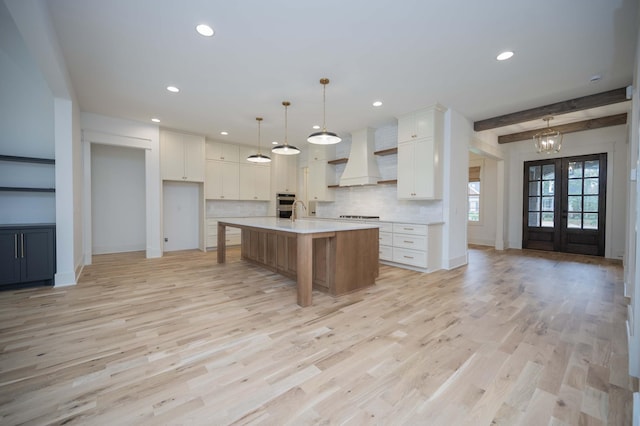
0 246 634 425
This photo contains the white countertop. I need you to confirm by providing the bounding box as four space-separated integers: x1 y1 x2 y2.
304 216 445 226
218 217 379 234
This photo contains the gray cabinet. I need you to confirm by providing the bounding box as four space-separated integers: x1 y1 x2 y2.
0 225 55 288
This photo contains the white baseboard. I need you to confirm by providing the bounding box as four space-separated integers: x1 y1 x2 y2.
54 271 76 287
92 244 146 255
146 246 162 258
445 254 468 270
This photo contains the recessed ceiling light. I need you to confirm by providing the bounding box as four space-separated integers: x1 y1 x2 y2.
151 118 160 123
372 101 383 107
220 131 229 136
496 51 514 61
166 86 180 93
312 125 320 130
196 24 214 37
272 141 278 145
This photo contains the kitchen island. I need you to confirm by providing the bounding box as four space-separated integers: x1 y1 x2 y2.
217 217 379 307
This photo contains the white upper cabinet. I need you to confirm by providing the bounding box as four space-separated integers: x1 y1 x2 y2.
308 159 335 201
308 144 333 161
273 154 297 194
396 105 445 200
239 163 271 200
206 140 240 162
397 105 444 143
205 160 239 199
161 130 205 182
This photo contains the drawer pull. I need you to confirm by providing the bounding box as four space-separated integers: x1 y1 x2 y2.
403 240 413 244
403 255 414 259
403 227 413 231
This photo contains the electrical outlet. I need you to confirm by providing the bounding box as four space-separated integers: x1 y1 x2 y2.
164 238 168 242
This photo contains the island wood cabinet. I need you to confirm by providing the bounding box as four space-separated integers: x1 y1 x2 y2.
0 224 55 287
272 154 297 193
396 104 444 200
160 130 205 182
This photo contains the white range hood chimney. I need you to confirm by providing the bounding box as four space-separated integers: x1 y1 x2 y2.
339 128 380 186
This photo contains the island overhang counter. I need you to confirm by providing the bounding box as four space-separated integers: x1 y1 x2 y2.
217 217 379 307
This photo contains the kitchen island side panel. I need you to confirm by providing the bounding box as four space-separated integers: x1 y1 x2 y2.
334 228 379 295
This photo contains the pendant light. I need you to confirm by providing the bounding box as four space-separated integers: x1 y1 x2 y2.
247 117 271 163
307 78 341 145
272 101 300 155
533 117 563 154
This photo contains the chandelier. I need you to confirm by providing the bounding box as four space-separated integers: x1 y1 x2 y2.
533 117 562 154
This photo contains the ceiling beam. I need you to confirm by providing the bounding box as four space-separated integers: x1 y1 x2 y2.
474 87 628 132
497 113 628 144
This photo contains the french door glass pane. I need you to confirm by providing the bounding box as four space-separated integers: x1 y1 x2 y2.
568 162 583 178
583 196 598 212
584 161 599 177
529 197 540 211
528 212 540 227
584 178 599 194
541 212 554 227
567 213 582 228
568 179 582 195
529 182 540 196
542 164 555 180
568 196 582 212
584 213 598 229
542 181 554 195
542 196 554 210
529 166 541 181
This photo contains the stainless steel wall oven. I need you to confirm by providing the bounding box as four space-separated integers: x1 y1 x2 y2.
276 193 295 218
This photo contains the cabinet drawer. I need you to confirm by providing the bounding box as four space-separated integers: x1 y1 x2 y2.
393 233 426 250
379 231 392 246
393 247 427 268
379 245 393 261
378 222 393 233
393 223 427 236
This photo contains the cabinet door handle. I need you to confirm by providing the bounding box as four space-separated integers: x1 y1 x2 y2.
21 233 24 258
14 234 18 259
404 240 413 244
403 255 414 259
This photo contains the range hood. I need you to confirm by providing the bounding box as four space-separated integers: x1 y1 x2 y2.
339 128 380 186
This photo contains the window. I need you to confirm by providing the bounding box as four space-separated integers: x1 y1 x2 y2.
468 166 481 222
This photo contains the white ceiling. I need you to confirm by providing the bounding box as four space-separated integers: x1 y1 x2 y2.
43 0 637 147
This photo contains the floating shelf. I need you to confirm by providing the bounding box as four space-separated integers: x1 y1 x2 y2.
327 158 348 165
374 148 398 156
0 187 55 193
377 179 398 185
0 155 55 165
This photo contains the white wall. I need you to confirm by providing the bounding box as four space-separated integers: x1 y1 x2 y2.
0 0 55 224
504 125 628 259
442 109 472 269
467 156 498 246
91 144 145 254
163 182 200 251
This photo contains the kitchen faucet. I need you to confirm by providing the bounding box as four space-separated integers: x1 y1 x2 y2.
291 200 306 222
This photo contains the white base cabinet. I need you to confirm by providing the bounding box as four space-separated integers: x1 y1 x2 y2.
206 219 241 249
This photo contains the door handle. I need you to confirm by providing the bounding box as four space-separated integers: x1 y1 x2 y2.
21 233 24 258
14 234 18 259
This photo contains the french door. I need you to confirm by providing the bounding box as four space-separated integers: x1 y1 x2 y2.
523 153 607 256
